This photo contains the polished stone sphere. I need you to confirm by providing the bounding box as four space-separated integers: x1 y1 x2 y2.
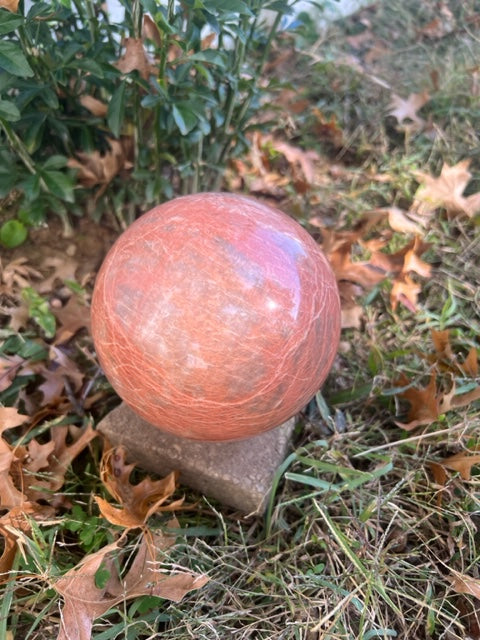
91 193 340 441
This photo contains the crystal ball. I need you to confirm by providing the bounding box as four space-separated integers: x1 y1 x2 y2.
91 193 340 441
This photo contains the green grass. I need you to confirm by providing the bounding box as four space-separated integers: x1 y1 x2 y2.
1 1 480 639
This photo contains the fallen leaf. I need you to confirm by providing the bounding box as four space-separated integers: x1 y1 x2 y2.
401 243 432 278
55 524 209 640
38 255 79 294
267 138 320 185
341 303 364 329
0 406 29 431
418 4 456 39
0 354 34 393
423 330 479 376
0 419 95 581
388 91 430 129
0 503 45 583
414 160 480 218
462 347 479 377
382 206 426 235
96 445 184 529
327 241 387 288
439 382 480 413
52 295 91 343
395 373 440 430
38 346 84 406
1 258 43 294
395 369 480 431
438 450 480 480
452 573 480 601
0 300 30 332
312 108 344 147
390 274 422 312
201 32 216 50
44 423 98 493
338 281 364 329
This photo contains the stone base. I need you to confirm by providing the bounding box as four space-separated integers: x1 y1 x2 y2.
97 403 296 515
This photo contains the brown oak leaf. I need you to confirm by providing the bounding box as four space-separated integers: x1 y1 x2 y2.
388 91 430 130
55 524 209 640
96 445 184 529
414 160 480 218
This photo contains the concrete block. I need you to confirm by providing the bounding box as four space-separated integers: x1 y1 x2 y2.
97 403 295 515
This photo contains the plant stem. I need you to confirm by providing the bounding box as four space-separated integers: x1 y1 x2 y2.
131 0 143 39
192 134 203 194
1 120 38 177
212 9 283 190
158 0 175 86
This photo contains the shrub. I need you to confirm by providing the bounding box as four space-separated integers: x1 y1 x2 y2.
0 0 296 242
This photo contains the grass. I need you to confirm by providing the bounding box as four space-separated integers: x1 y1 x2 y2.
2 0 480 639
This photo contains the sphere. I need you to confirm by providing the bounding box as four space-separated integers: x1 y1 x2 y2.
91 193 340 441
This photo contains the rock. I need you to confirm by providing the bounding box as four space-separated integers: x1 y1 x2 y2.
97 403 296 514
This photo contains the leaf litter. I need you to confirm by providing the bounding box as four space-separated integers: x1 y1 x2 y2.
2 4 480 635
55 521 208 640
0 414 208 638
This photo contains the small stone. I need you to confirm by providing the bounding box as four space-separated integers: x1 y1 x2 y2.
97 403 295 514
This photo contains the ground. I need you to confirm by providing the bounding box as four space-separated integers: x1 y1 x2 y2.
1 1 480 639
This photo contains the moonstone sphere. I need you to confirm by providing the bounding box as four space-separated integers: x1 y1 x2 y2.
91 193 340 441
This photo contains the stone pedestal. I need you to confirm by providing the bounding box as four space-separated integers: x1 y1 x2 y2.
97 403 296 514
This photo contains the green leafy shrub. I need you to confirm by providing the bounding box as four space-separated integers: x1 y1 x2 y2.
0 0 297 241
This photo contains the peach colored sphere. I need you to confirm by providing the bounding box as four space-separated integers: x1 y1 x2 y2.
91 193 340 441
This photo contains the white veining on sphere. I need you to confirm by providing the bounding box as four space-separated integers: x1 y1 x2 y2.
91 192 341 440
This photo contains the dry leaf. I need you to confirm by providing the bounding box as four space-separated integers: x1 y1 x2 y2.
38 346 84 406
402 244 432 278
96 446 184 529
53 295 91 343
201 32 217 50
55 524 209 640
79 95 108 117
67 138 131 198
395 373 440 430
143 14 162 47
451 573 480 600
326 240 387 289
45 423 97 493
38 255 79 294
340 303 364 329
395 370 480 430
1 258 43 294
390 274 422 312
414 160 480 218
0 300 30 332
312 108 344 147
423 330 479 376
317 216 431 315
418 4 456 39
388 91 430 130
382 206 426 235
338 281 364 329
116 37 152 80
439 450 480 480
462 347 479 377
439 382 480 413
0 354 35 393
0 420 96 581
0 406 29 431
0 0 19 11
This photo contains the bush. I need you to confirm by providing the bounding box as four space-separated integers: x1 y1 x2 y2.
0 0 295 242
